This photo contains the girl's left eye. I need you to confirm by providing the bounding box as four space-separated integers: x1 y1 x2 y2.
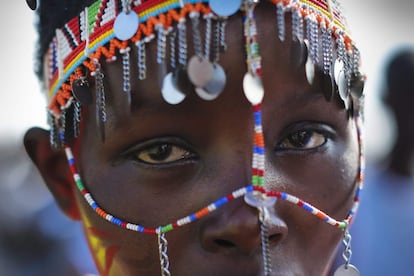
135 143 195 165
277 129 328 150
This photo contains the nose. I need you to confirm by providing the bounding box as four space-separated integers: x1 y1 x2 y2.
199 198 287 256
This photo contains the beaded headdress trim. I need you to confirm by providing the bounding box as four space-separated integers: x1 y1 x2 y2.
44 0 361 122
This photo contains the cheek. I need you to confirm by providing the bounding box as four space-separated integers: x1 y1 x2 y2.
75 191 161 275
267 127 359 220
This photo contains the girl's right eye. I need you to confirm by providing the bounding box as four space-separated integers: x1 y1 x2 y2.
278 130 328 150
132 142 197 165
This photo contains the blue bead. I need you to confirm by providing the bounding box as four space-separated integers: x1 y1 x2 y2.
254 146 264 155
302 203 313 212
91 203 98 210
215 197 228 207
189 214 197 222
114 218 122 226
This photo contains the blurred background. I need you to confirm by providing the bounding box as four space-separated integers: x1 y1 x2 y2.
1 0 414 275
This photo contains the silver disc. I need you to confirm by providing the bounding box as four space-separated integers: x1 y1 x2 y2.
187 56 214 88
305 57 315 85
291 36 307 68
334 264 360 276
161 73 186 105
114 11 139 41
195 87 220 101
350 73 365 98
243 73 264 105
320 72 334 101
244 191 276 208
202 64 226 96
72 78 92 105
210 0 241 17
334 59 344 84
337 70 348 102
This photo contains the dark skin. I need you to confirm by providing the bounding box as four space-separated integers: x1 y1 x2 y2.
24 4 359 276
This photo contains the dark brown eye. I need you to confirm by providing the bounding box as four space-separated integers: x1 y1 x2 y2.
279 130 327 150
136 143 194 164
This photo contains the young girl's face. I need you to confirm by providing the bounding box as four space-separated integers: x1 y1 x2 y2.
70 6 359 276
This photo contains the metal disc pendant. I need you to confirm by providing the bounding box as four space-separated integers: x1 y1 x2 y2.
320 72 334 101
72 78 92 105
114 11 139 41
334 264 360 276
162 72 186 105
187 56 214 88
243 73 264 105
173 66 191 94
244 191 276 208
195 87 220 101
291 36 307 68
350 73 365 98
334 59 344 84
201 64 226 97
210 0 241 17
305 57 315 85
337 70 348 102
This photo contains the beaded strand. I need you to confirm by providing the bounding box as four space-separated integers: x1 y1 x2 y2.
64 123 364 234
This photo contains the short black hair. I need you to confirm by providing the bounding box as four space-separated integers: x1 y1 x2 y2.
35 0 95 80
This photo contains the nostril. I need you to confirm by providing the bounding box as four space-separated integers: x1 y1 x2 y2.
215 239 236 248
269 233 283 245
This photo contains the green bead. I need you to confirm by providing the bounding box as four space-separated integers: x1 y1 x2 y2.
162 224 173 233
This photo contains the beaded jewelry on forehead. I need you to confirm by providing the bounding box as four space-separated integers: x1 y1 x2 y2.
35 0 365 275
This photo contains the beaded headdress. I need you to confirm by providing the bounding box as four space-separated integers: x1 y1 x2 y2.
36 0 365 275
42 0 364 146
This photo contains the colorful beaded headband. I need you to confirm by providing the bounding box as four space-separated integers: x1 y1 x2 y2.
43 0 364 148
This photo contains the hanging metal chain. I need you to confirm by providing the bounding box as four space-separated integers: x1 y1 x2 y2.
92 59 106 141
259 207 272 276
321 22 333 74
158 231 171 276
190 12 203 57
73 100 82 138
122 0 132 14
169 29 177 70
49 112 60 149
136 40 147 80
178 19 187 66
276 3 285 42
341 229 353 267
121 47 131 94
204 14 213 61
